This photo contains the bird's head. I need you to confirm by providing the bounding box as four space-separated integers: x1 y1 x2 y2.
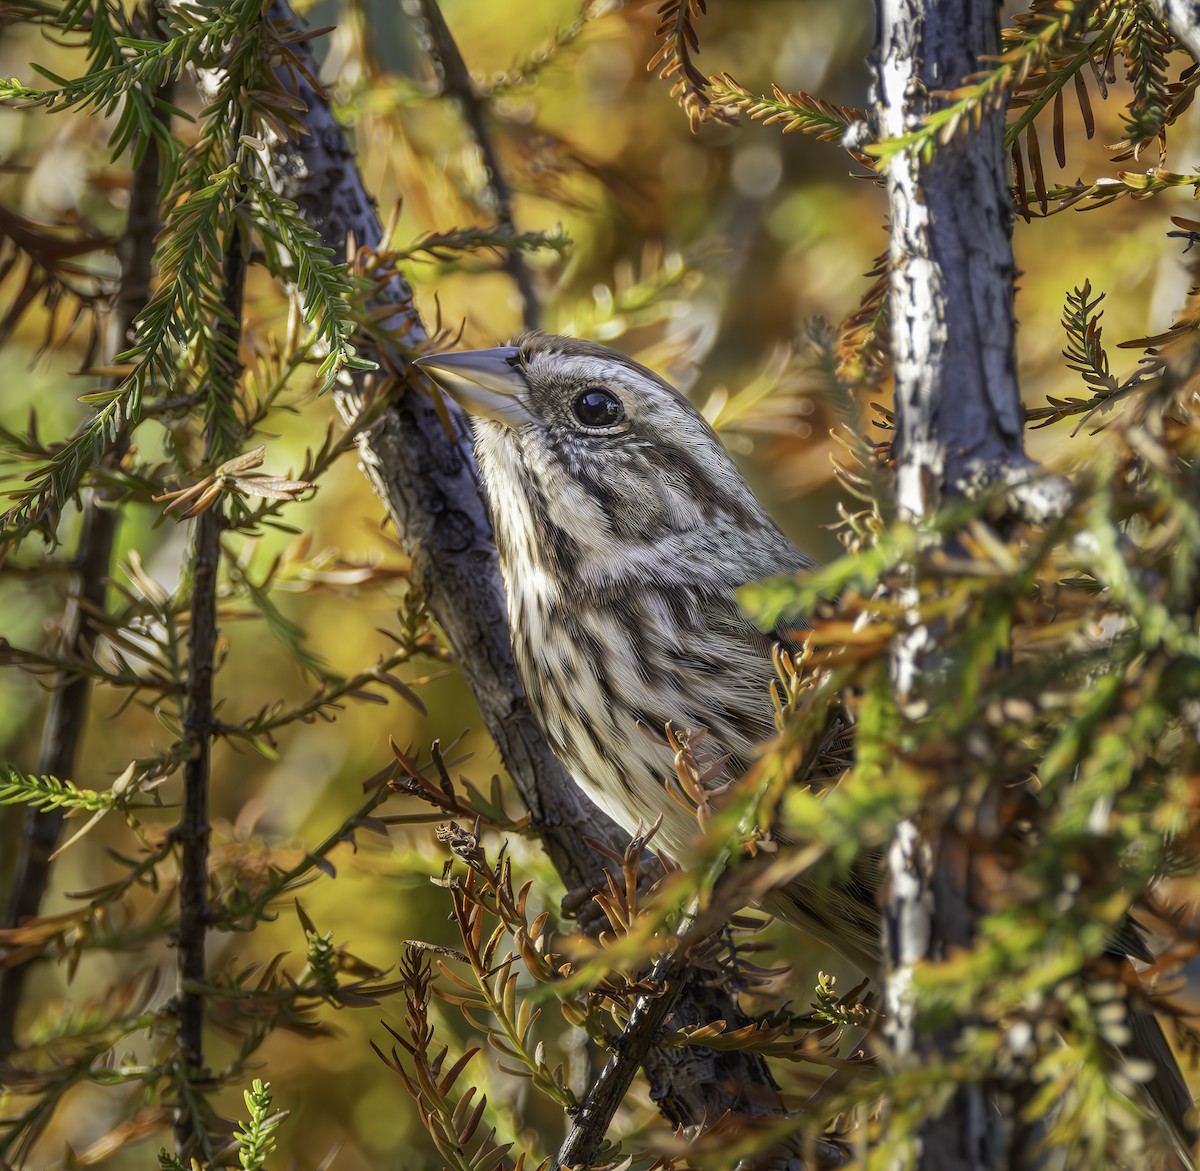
416 330 810 588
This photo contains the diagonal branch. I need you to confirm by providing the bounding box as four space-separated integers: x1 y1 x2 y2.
263 0 797 1151
553 938 694 1171
415 0 540 331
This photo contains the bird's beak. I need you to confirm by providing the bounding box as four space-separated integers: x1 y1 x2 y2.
415 346 532 429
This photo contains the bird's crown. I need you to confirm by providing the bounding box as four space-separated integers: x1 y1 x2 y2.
416 331 811 585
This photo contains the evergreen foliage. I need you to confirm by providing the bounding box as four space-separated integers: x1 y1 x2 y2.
1 0 1199 1167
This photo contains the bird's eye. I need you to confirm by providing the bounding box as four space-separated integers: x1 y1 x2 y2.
573 387 624 428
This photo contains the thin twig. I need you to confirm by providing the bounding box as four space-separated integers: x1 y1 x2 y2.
553 928 695 1171
173 155 247 1158
552 870 785 1169
174 508 221 1124
416 0 541 330
0 46 169 1059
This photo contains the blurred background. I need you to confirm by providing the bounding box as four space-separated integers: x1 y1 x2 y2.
2 0 1198 1166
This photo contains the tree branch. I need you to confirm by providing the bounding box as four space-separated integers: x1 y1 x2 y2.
264 1 795 1150
875 0 1027 1161
876 0 1028 520
415 0 541 331
0 54 168 1059
553 941 693 1171
173 168 247 1159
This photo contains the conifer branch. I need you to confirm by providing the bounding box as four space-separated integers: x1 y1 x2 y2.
1013 164 1200 216
871 0 1110 166
376 949 519 1171
1113 0 1174 156
250 183 374 392
475 0 610 100
707 73 871 159
649 0 733 130
381 225 571 265
1148 0 1200 68
264 1 798 1147
0 767 122 814
1 139 235 541
1026 282 1149 430
173 117 251 1167
233 1080 284 1171
552 941 693 1171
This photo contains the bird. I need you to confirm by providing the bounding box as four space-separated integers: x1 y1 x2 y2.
416 329 1195 1160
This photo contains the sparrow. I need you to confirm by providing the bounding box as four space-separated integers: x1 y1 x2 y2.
416 330 1195 1161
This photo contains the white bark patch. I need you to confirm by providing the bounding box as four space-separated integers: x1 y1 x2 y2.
884 817 932 1059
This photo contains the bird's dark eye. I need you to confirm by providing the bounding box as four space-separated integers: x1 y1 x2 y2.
573 387 624 428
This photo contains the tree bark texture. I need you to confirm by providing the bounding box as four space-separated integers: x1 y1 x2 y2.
876 0 1027 520
875 0 1030 1163
883 819 1004 1171
265 3 797 1152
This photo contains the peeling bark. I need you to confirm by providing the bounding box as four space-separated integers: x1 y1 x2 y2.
876 0 1028 521
874 0 1030 1162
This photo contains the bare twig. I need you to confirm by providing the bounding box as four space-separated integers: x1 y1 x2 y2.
174 503 221 1140
553 938 694 1171
0 45 169 1059
173 156 247 1159
416 0 541 330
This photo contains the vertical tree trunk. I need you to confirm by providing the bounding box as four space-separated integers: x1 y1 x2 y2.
876 0 1027 522
874 0 1030 1163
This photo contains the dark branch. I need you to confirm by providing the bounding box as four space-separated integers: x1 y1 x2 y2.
876 0 1028 519
415 0 541 331
553 942 693 1171
0 58 168 1059
264 0 793 1144
173 168 247 1158
875 0 1025 1161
